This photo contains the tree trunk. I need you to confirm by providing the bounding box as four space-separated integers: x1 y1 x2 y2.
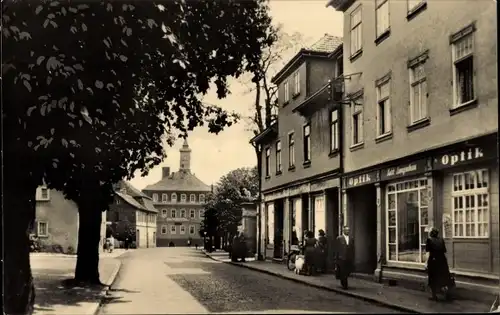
4 174 37 315
74 203 103 285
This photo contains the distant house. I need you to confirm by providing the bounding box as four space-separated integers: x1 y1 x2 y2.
108 181 158 248
34 186 107 253
143 139 211 247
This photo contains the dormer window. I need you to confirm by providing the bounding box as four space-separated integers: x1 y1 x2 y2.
162 193 168 203
171 193 177 202
293 71 300 95
284 81 290 104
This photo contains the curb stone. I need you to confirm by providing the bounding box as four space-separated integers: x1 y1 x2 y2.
202 251 420 314
89 259 123 315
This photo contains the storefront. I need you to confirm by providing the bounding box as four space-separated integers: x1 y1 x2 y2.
342 169 380 274
259 175 340 262
432 137 498 277
379 158 432 267
378 133 499 288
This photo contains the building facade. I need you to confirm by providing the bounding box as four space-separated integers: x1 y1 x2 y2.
328 0 498 298
143 139 210 247
252 34 344 267
33 186 107 254
108 181 158 248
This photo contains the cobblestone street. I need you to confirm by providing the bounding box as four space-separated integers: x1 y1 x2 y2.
98 248 403 314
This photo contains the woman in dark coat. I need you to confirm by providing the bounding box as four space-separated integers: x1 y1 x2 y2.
304 231 317 276
426 228 451 300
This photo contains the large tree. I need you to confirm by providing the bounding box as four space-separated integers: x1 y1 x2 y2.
201 167 259 241
2 1 274 313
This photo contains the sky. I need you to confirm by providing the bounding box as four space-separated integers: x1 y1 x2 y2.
129 1 344 190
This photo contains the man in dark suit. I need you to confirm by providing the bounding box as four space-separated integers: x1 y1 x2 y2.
335 226 354 289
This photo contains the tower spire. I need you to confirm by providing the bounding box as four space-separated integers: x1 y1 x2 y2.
179 137 192 173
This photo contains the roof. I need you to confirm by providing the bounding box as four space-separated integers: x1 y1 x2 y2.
143 170 211 192
114 181 152 200
271 34 343 84
249 122 278 145
307 34 343 53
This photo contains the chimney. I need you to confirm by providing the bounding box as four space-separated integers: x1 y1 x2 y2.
162 167 170 179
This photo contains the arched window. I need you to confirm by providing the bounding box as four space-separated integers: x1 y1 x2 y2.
171 193 177 202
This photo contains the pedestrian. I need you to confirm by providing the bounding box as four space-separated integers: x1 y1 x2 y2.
195 243 198 250
303 231 317 276
317 229 328 273
335 226 354 289
425 227 452 301
239 232 247 262
124 236 130 250
187 238 191 247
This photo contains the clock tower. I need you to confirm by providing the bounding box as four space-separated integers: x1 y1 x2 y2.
179 138 191 173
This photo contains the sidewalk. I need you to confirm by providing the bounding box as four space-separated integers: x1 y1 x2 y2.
30 248 130 259
31 252 125 315
203 250 490 314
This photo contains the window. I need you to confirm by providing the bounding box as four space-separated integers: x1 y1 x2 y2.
180 209 186 218
190 194 196 203
276 141 282 174
408 0 425 12
180 225 186 234
190 209 196 219
37 221 48 236
293 71 300 95
199 209 205 218
171 193 177 202
376 81 391 136
350 6 362 55
330 110 339 152
452 32 475 107
452 169 489 238
161 225 167 234
199 194 205 203
386 178 429 263
116 198 120 205
189 225 195 234
336 55 344 77
351 97 364 145
409 63 427 123
265 147 271 177
303 124 311 162
180 194 187 202
288 133 295 168
161 209 168 217
162 193 168 202
375 0 390 38
153 193 159 202
284 81 290 103
36 187 50 201
171 209 176 218
170 225 177 234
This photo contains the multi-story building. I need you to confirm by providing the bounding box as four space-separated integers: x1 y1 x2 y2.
33 186 107 253
251 34 344 266
108 181 158 248
143 139 210 247
328 0 498 300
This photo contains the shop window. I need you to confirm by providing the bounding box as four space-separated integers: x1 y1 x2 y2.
452 169 489 238
386 178 429 264
266 203 275 245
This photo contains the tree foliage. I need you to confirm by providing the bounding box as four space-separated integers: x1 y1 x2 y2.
201 167 258 237
2 1 274 313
